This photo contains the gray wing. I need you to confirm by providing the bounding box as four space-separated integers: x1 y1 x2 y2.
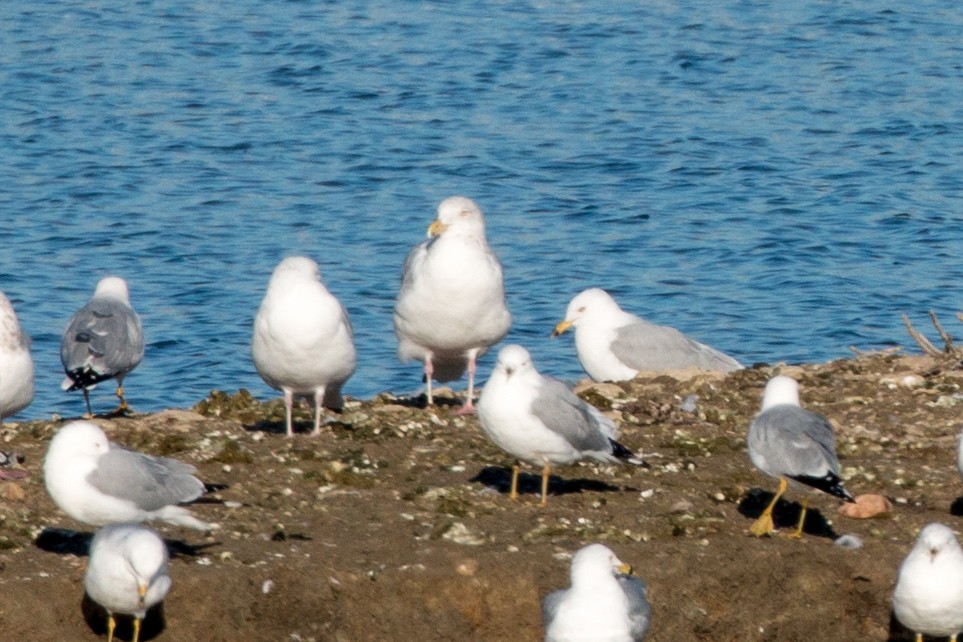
61 298 144 383
530 377 613 454
617 574 652 640
87 445 204 511
541 588 566 629
748 405 841 478
399 239 431 289
611 320 741 372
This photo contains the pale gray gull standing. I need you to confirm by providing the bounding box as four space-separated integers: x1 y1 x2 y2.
542 543 652 642
0 290 34 423
746 374 854 538
892 523 963 642
393 196 511 413
61 276 144 417
551 288 741 381
43 421 214 530
84 523 172 642
477 344 644 506
252 256 357 437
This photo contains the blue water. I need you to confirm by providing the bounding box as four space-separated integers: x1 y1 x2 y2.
3 1 963 420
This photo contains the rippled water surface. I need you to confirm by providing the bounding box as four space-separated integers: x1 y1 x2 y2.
3 1 963 419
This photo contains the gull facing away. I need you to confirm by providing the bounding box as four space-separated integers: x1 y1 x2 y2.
892 523 963 642
0 290 34 424
84 523 172 642
252 256 357 437
393 196 512 413
746 375 854 538
543 543 652 642
551 288 742 382
61 276 144 417
477 344 644 506
43 421 214 531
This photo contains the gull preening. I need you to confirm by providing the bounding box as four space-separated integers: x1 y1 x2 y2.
252 256 357 436
746 375 854 538
0 290 33 423
477 344 644 505
551 288 741 382
892 523 963 642
543 543 652 642
60 276 144 417
43 421 214 530
393 196 511 412
84 523 172 642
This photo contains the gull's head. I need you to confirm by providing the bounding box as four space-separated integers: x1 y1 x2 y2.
570 543 632 585
761 375 801 411
915 523 961 562
93 276 131 304
552 288 621 336
124 531 170 597
428 196 486 238
269 256 322 287
48 421 110 460
494 344 535 379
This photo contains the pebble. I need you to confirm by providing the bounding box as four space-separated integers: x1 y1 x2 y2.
834 534 863 550
837 494 893 519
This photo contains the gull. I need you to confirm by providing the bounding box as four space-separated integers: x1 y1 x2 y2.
61 276 144 417
252 256 356 437
393 196 512 412
746 374 854 537
477 344 644 506
0 290 34 424
84 523 172 642
551 288 741 382
43 421 214 531
892 523 963 642
543 543 652 642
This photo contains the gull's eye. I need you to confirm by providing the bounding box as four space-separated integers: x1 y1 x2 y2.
578 306 586 313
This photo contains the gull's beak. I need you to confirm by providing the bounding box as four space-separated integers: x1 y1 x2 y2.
618 562 633 575
138 581 148 607
550 320 573 338
428 220 447 237
930 547 940 562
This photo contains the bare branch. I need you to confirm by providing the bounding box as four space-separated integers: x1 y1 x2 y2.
929 310 954 351
903 313 943 356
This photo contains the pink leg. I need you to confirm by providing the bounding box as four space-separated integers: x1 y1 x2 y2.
311 386 326 436
424 356 434 406
284 389 294 437
453 350 479 415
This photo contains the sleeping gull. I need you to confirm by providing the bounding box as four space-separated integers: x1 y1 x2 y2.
477 344 644 506
43 421 214 531
61 276 144 417
393 196 511 412
84 523 172 642
543 543 652 642
551 288 741 381
892 523 963 642
0 290 34 423
746 375 854 537
252 256 356 437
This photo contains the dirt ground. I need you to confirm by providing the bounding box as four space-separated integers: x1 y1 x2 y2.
2 350 963 641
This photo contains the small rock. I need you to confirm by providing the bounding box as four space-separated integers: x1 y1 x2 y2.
1 482 25 501
456 559 479 576
834 534 863 550
837 494 893 519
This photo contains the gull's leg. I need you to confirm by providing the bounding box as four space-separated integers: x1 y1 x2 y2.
749 477 788 537
424 356 434 407
510 463 520 500
454 349 480 415
106 613 116 642
791 496 811 539
284 389 294 437
82 388 93 419
115 384 130 414
915 634 923 642
311 386 326 436
539 462 552 507
133 616 142 642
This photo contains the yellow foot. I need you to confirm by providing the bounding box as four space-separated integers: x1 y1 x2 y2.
749 513 776 537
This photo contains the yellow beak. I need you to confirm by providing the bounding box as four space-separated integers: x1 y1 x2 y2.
617 562 633 576
428 220 447 237
138 582 147 606
550 320 573 338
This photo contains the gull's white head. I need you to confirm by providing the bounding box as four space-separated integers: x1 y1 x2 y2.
47 420 110 461
93 276 132 303
493 344 536 380
268 255 323 287
761 375 801 411
569 543 632 585
556 288 624 332
914 523 962 563
428 196 486 238
123 528 171 588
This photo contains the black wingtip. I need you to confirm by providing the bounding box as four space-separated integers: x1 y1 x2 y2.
790 472 855 502
609 438 649 468
64 367 112 391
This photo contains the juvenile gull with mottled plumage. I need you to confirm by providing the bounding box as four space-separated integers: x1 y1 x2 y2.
393 196 511 412
552 288 741 382
61 276 144 417
477 344 644 505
